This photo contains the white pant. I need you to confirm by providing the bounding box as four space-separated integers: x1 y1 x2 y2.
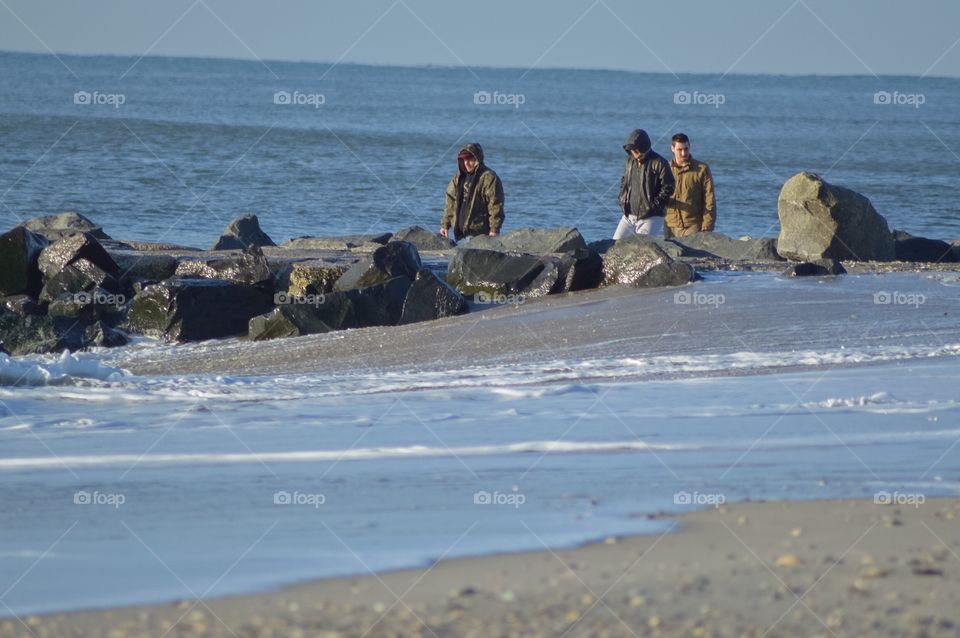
614 215 663 240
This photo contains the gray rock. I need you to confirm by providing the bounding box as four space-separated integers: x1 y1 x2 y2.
590 235 685 260
0 226 48 297
556 248 605 292
39 258 121 303
84 321 128 348
777 172 896 262
126 278 274 342
37 232 120 282
286 262 349 296
390 226 456 251
465 227 587 254
892 230 955 263
602 235 696 287
334 241 421 291
22 211 110 242
281 233 393 250
0 311 87 355
1 295 46 317
110 252 180 283
399 270 468 325
783 259 847 277
446 248 545 297
670 232 783 262
211 213 276 251
174 246 274 287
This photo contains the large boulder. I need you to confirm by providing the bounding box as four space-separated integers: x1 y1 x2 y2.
777 172 896 262
390 226 456 251
47 289 126 324
211 213 276 251
287 262 348 296
0 311 87 355
0 227 48 297
466 227 587 254
174 246 274 288
446 248 545 297
782 259 847 277
1 295 46 317
399 270 468 324
126 278 274 342
602 235 696 287
892 230 955 263
282 233 393 251
37 233 122 302
590 236 685 260
110 252 180 283
670 232 783 262
555 248 604 292
334 241 421 291
22 212 110 242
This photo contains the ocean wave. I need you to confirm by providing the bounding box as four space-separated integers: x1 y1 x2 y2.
0 352 129 387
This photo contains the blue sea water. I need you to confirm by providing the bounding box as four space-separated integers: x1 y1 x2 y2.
0 50 958 247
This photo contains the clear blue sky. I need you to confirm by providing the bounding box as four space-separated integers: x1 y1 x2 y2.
2 0 959 77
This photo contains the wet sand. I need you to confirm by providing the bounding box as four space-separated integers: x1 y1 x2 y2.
6 498 959 637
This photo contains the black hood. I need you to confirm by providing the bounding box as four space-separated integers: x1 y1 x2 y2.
458 142 485 165
623 129 652 155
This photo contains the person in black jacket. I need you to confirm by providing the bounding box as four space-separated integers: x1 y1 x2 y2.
615 129 675 239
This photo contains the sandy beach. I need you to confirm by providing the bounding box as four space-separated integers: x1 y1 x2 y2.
4 498 957 637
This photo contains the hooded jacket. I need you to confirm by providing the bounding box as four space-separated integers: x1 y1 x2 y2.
618 129 675 220
665 158 716 236
440 143 505 241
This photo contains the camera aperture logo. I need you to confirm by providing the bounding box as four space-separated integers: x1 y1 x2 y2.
273 91 325 108
74 490 126 508
873 91 925 108
873 291 926 307
674 290 724 308
274 291 326 307
673 91 725 108
74 91 126 108
273 490 326 508
473 90 526 109
474 291 526 306
73 291 126 306
874 490 925 508
674 490 726 508
473 489 526 509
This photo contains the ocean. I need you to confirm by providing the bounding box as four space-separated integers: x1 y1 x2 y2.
2 52 960 618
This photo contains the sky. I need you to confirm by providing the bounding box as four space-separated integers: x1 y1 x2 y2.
1 0 959 77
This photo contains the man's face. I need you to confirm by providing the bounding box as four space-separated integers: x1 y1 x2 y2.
461 156 479 173
628 148 645 161
672 142 691 165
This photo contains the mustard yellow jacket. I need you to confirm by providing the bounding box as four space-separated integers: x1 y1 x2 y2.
665 158 716 236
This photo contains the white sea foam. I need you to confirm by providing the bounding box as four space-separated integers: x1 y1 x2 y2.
0 352 130 387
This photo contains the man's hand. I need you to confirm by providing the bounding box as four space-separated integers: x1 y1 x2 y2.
489 231 499 237
439 227 448 238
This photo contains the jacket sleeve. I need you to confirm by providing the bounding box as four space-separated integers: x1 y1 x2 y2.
441 174 457 230
650 159 675 213
484 173 505 234
701 165 716 231
618 159 630 216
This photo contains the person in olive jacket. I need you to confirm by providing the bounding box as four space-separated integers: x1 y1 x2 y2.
615 129 675 239
440 143 504 241
664 132 716 238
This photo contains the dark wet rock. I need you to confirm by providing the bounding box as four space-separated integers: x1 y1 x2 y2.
556 248 604 292
390 226 456 251
287 262 349 296
399 270 468 325
1 295 46 317
84 321 129 348
126 278 274 342
0 226 48 297
590 236 685 260
777 172 896 262
466 227 587 254
39 258 123 303
22 211 110 242
250 277 412 340
174 246 274 288
671 232 783 262
37 233 120 282
211 213 276 251
0 310 87 355
783 259 847 277
522 258 562 298
446 248 545 297
47 288 127 324
334 241 421 291
110 252 180 283
117 240 202 252
892 230 955 263
281 233 393 250
602 235 696 287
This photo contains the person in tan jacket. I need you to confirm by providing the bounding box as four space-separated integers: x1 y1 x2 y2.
439 143 504 241
664 133 716 239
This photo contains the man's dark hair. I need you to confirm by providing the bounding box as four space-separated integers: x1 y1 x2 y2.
672 133 690 145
